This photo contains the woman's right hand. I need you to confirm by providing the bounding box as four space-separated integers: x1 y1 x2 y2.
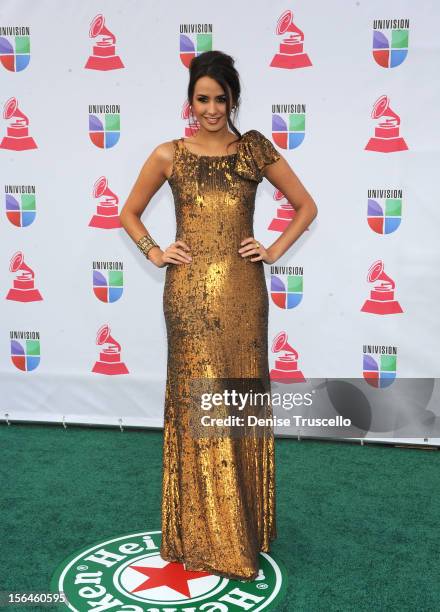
148 241 192 268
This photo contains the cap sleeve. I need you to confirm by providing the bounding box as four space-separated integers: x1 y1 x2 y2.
234 129 281 183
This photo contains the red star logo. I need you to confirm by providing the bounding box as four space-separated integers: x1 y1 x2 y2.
130 561 212 597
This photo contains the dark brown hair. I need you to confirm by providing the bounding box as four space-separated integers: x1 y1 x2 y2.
187 50 242 147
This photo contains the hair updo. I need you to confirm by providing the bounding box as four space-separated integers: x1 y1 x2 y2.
187 50 242 140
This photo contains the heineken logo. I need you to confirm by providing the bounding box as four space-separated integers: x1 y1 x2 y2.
50 530 287 611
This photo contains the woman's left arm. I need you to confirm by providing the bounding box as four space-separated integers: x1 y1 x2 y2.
260 155 318 264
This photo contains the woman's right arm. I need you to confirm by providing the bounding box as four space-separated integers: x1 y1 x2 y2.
119 142 192 268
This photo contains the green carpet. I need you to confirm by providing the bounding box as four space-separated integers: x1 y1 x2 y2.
1 423 439 611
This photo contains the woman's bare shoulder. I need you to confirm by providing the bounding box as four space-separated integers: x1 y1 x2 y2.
151 139 176 164
144 140 176 180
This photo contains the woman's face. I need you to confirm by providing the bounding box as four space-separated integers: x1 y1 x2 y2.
190 76 232 132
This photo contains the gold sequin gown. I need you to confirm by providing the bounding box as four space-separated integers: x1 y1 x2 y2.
160 129 281 581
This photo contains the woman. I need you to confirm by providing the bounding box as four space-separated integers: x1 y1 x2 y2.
120 50 317 581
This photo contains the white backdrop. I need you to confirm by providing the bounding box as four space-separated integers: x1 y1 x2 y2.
1 0 440 444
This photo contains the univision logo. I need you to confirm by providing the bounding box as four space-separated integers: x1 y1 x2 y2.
10 331 40 372
272 106 305 150
92 261 124 303
270 266 303 309
179 24 212 68
367 189 402 234
5 185 36 227
363 345 397 388
0 26 30 72
372 19 409 68
50 530 287 612
88 104 120 149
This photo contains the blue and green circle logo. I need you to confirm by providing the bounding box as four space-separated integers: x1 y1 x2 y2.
51 530 287 611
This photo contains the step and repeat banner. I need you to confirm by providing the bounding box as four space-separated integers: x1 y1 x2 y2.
1 1 440 444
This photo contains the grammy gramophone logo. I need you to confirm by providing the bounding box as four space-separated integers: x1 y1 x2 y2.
84 14 124 71
89 104 120 149
0 26 31 72
270 331 305 383
5 185 36 227
363 345 397 388
6 251 42 302
89 176 122 229
179 23 212 68
92 261 124 303
270 265 303 309
272 107 306 150
10 331 40 372
92 324 129 375
270 9 312 69
367 190 402 235
365 95 408 153
0 97 37 151
361 260 403 315
372 19 409 68
268 188 306 233
182 99 200 136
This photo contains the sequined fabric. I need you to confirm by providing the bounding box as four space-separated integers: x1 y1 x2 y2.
160 130 281 581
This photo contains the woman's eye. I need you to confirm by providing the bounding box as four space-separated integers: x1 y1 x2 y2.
197 98 226 103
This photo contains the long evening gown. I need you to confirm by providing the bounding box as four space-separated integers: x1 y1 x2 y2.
160 129 281 581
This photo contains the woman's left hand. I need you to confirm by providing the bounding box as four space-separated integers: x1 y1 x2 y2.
238 237 276 264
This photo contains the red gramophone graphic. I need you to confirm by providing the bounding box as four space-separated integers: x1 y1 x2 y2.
89 176 122 229
84 14 125 71
92 324 129 375
6 251 43 302
268 189 299 232
361 260 403 315
182 99 200 137
0 97 37 151
270 10 312 69
270 331 305 383
365 95 408 153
